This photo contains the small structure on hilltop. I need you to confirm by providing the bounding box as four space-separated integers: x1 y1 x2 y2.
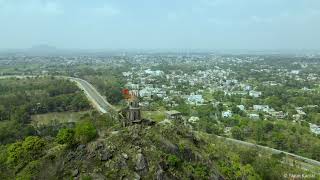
119 88 155 127
119 89 141 126
165 110 182 120
126 93 141 123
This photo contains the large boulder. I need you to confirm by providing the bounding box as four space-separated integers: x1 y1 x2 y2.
181 147 195 162
71 169 79 177
135 153 148 174
100 150 113 161
155 166 177 180
159 139 179 155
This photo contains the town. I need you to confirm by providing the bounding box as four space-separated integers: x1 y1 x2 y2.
118 54 320 135
1 54 320 137
1 53 320 178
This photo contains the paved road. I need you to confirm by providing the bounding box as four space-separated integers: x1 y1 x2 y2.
67 77 117 114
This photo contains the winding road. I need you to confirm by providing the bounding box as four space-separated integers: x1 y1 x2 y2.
0 75 319 172
67 77 117 113
0 75 117 114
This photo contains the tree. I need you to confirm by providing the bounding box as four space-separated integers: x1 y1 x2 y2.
252 156 284 180
231 127 244 140
311 143 320 161
56 128 75 146
7 136 46 168
193 164 209 179
231 106 241 114
265 96 283 111
263 122 274 133
75 121 97 144
272 133 287 150
167 155 181 168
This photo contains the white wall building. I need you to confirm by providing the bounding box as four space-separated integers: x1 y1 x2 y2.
249 91 262 98
222 110 233 118
187 95 204 105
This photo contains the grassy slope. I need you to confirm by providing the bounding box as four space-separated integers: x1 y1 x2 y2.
31 111 92 127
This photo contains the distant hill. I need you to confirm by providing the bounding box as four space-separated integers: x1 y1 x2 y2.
25 44 60 55
29 44 58 52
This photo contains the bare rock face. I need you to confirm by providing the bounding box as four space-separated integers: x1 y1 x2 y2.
155 166 177 180
160 139 179 155
156 168 166 180
122 153 129 160
100 150 113 161
135 153 148 174
133 172 141 180
71 169 79 177
181 147 195 162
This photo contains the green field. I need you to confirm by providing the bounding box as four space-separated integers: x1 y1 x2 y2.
31 110 91 127
142 110 166 122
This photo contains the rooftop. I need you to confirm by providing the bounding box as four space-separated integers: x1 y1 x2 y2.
165 110 182 116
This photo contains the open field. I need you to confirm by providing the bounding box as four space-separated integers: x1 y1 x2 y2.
31 110 91 127
142 110 166 122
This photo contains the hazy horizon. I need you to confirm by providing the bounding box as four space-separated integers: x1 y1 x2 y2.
0 0 320 50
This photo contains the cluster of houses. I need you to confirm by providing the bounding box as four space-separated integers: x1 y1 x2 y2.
120 56 320 136
123 68 211 107
221 104 286 120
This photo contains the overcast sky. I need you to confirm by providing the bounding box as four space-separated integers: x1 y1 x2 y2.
0 0 319 50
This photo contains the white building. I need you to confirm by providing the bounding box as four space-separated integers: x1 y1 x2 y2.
188 116 200 123
249 91 262 98
145 69 164 76
187 95 204 105
243 85 252 91
310 124 320 135
125 82 139 90
253 105 269 112
237 105 245 111
249 114 260 120
122 72 132 77
222 110 233 118
291 70 300 75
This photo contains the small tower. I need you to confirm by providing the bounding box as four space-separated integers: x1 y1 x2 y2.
127 97 141 122
121 89 141 125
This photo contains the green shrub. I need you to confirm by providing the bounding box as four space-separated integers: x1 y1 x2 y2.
75 121 97 144
167 155 181 168
16 160 41 180
7 136 46 168
56 128 75 146
194 164 209 179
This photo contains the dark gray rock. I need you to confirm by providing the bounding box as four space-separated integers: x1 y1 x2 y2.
100 150 113 161
116 157 128 169
71 169 79 177
156 168 165 180
155 168 176 180
133 172 141 180
159 161 169 171
135 153 148 173
181 148 195 161
160 140 179 155
122 153 129 160
141 119 156 126
66 152 76 161
87 151 96 159
96 142 104 150
77 144 86 150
